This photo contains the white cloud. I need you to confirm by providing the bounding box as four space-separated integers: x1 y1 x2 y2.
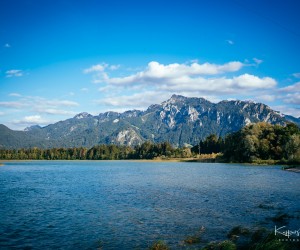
253 58 263 65
155 73 276 95
0 96 80 129
280 82 300 92
10 115 62 129
109 64 120 70
277 82 300 105
292 73 300 78
4 43 11 48
9 93 22 97
84 63 122 84
13 115 50 126
0 96 79 117
100 91 170 109
0 101 26 108
283 93 300 105
226 40 234 45
272 105 300 118
43 99 79 107
98 85 117 93
102 61 245 86
112 62 273 95
91 72 109 83
85 61 245 86
84 64 107 73
256 94 276 102
84 60 280 112
6 69 23 77
81 88 89 92
34 108 77 115
23 115 46 123
233 74 276 88
83 63 120 74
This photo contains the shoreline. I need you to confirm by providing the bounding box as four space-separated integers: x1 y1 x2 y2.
1 158 299 166
0 156 216 164
0 154 221 164
0 158 196 163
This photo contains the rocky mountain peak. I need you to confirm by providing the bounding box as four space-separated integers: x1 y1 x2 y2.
161 94 185 106
74 112 92 119
170 94 186 101
24 125 42 131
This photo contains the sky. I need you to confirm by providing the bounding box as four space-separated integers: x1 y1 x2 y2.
1 0 300 130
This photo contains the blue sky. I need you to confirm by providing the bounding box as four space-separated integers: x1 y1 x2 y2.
1 0 300 130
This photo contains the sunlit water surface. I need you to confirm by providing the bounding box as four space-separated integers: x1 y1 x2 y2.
0 161 299 249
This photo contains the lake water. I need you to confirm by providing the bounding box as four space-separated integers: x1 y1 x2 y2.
0 161 299 249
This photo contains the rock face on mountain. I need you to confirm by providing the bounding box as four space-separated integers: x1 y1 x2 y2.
0 95 299 149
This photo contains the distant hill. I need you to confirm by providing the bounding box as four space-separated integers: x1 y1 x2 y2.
284 114 300 127
1 95 299 149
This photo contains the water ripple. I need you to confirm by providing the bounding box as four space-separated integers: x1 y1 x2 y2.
0 161 299 249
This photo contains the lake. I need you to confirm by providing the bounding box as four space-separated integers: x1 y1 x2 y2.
0 161 299 249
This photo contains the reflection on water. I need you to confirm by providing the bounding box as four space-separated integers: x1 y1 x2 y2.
0 161 299 249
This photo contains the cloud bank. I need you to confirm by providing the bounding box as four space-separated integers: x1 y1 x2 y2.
84 60 280 109
1 96 80 128
81 60 300 119
86 61 275 93
6 69 23 77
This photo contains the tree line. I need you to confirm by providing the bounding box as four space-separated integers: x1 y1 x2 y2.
192 122 300 163
222 122 300 163
0 142 192 160
0 122 299 163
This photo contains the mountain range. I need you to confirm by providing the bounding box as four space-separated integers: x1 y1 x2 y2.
0 94 299 149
